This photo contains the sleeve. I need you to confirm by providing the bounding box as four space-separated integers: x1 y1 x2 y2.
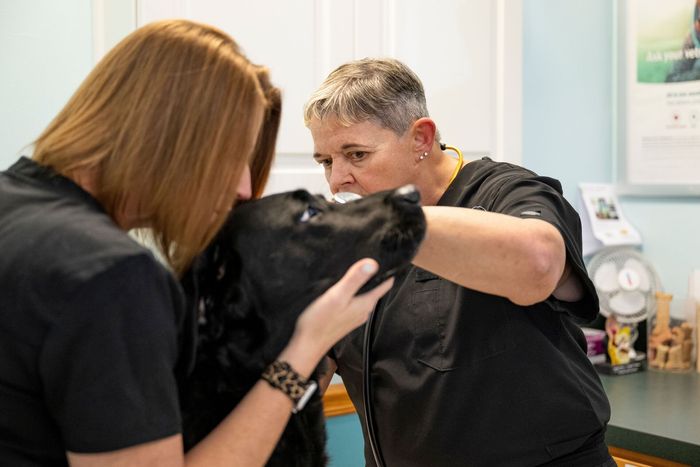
39 254 185 453
490 173 599 322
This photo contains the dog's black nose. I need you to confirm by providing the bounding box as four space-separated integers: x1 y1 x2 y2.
392 185 420 205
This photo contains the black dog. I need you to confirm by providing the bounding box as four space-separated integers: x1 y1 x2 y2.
179 185 426 466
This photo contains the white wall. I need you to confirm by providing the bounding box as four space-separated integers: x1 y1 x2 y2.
0 0 94 170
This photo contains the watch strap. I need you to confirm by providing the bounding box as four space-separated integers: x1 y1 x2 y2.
261 360 317 413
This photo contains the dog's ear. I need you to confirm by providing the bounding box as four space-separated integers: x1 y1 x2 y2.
200 244 238 318
193 238 242 332
191 236 271 376
213 272 270 369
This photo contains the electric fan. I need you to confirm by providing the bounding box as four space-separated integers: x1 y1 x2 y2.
587 246 662 374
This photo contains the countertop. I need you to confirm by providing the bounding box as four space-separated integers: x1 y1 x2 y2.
600 370 700 465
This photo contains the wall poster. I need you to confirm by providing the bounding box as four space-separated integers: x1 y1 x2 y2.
616 0 700 195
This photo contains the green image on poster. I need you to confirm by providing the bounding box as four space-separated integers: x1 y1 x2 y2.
636 0 700 83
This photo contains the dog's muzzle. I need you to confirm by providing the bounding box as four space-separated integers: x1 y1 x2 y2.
390 184 420 206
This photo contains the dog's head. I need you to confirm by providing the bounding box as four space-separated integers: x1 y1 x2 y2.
187 185 425 367
195 183 425 317
180 185 425 451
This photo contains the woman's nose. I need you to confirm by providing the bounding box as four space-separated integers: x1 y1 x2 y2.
328 159 354 193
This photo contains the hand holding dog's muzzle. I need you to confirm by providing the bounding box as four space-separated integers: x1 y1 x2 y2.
291 258 393 360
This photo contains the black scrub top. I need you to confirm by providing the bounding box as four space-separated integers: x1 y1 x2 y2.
0 158 195 465
332 158 611 467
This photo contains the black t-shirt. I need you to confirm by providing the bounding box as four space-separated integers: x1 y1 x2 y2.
0 158 195 465
332 158 612 467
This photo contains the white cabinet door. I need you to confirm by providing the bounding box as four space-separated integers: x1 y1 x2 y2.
136 0 520 158
135 0 521 193
139 0 321 156
385 0 494 154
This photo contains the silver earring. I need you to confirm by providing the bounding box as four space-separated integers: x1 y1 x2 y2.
419 152 428 160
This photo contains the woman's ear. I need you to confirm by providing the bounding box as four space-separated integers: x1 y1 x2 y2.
410 118 437 154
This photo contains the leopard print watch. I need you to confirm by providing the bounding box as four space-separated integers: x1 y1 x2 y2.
261 360 318 413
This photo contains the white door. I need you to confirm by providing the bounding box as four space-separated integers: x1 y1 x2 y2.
133 0 522 194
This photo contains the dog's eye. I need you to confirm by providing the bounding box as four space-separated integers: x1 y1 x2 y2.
299 206 321 223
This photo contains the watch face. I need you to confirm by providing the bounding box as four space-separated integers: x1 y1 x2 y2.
293 380 318 413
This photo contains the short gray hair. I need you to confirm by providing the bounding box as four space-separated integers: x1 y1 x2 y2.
304 58 431 136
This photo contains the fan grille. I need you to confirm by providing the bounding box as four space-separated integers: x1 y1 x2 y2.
587 247 661 323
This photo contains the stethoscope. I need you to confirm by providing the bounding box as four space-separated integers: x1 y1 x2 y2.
362 299 386 467
332 190 386 466
331 143 463 466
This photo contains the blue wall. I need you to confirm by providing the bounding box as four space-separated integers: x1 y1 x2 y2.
523 1 613 200
523 0 700 299
326 414 365 466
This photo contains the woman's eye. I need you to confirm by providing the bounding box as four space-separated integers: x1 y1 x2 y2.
316 158 332 168
300 206 321 223
348 151 367 161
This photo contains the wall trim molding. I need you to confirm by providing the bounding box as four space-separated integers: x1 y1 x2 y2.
322 384 356 418
91 0 137 64
609 446 689 467
494 0 523 164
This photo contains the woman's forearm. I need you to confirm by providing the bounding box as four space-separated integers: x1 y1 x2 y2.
413 206 566 305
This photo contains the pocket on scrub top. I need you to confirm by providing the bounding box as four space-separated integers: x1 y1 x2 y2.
410 270 516 372
411 270 452 371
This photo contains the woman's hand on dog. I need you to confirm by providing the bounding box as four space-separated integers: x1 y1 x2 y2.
278 259 393 377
